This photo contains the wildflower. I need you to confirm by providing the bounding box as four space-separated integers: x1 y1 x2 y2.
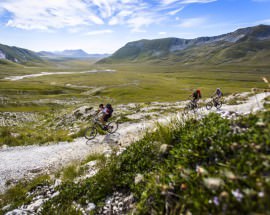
181 183 187 191
232 189 244 202
262 77 269 84
213 196 219 206
219 191 229 199
262 77 270 87
258 192 264 198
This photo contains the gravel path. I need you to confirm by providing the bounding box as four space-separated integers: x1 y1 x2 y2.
0 92 269 193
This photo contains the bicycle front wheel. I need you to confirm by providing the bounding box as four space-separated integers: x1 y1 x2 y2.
107 121 118 134
206 102 213 110
183 105 189 115
84 126 97 140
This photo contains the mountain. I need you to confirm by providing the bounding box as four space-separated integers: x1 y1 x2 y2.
38 49 110 59
98 25 270 65
0 43 43 64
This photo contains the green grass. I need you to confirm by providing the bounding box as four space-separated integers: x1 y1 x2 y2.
0 59 269 147
0 175 51 215
38 110 270 214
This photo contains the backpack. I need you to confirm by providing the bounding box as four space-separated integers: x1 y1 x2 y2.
106 104 113 116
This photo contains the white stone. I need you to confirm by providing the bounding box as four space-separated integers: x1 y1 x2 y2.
85 203 96 212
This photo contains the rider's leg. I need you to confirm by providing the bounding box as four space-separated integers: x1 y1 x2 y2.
99 115 106 126
102 115 110 130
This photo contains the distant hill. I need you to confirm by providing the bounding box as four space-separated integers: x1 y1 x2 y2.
38 49 110 59
98 25 270 65
0 44 43 64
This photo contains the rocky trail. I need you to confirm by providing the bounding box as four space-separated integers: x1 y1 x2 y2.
0 92 269 194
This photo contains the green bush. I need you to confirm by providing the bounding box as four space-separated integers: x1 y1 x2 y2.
40 111 270 214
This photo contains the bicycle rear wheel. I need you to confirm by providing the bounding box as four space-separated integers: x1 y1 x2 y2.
206 102 213 110
215 101 222 110
106 121 118 134
84 126 97 140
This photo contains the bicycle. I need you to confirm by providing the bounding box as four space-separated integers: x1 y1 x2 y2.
183 100 199 115
84 116 119 140
206 97 222 110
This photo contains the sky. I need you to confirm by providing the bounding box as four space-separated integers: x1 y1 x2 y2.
0 0 270 54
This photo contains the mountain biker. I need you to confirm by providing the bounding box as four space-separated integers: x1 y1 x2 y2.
95 103 114 129
191 89 202 107
212 88 223 99
212 88 223 105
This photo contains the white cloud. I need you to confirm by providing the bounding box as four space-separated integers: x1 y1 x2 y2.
85 29 113 36
0 0 215 32
254 19 270 25
162 0 216 4
180 0 217 3
0 0 104 30
159 32 167 35
162 0 180 5
168 7 185 15
179 17 206 27
127 15 156 32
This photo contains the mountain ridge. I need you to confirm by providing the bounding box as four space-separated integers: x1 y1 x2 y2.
38 49 110 59
0 43 43 64
98 24 270 65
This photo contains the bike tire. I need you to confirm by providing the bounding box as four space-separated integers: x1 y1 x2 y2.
216 101 222 110
84 126 97 140
106 121 118 134
206 102 213 110
183 105 190 115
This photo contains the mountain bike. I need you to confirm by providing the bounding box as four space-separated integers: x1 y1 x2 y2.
206 97 222 110
84 116 118 140
183 100 199 114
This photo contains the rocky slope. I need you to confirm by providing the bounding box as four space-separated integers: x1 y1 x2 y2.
99 25 270 65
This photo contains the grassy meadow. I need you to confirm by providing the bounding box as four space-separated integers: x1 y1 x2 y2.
0 59 269 146
1 60 269 106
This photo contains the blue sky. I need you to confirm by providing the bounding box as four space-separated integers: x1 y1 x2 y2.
0 0 270 54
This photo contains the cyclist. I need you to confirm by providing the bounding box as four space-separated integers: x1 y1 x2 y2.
212 88 223 99
95 103 114 129
212 88 223 105
190 89 202 107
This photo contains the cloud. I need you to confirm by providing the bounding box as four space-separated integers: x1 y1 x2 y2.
178 17 206 27
0 0 216 32
168 7 185 15
127 15 157 32
254 19 270 25
159 32 167 35
162 0 217 5
85 29 113 36
0 0 104 30
180 0 217 3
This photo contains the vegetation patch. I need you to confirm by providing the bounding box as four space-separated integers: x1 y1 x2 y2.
0 175 51 215
38 110 270 214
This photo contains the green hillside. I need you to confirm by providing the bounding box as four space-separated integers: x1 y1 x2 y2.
0 43 44 64
99 25 270 65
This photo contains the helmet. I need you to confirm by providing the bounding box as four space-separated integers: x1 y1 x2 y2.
99 104 104 108
106 103 112 108
196 89 201 93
